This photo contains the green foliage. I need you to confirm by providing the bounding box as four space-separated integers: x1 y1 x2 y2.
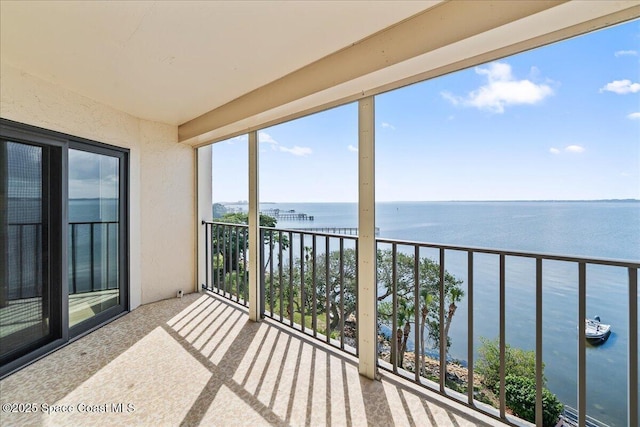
265 247 357 335
476 337 544 391
505 375 563 427
213 213 286 273
376 249 464 352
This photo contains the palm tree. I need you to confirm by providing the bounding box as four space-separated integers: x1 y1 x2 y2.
420 291 434 376
443 287 463 349
396 299 413 369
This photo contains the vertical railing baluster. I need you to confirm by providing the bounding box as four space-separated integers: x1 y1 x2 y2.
392 243 398 374
578 262 586 427
214 225 220 291
467 251 474 405
204 223 209 290
243 227 248 304
536 258 543 427
236 225 241 302
260 228 265 316
355 238 359 356
414 245 420 383
90 223 95 291
222 226 228 296
269 229 274 316
18 225 23 298
499 254 506 419
339 238 344 349
214 224 220 291
289 231 294 326
439 247 446 393
300 233 305 333
71 224 77 295
326 237 330 343
114 223 119 293
279 230 284 322
35 224 40 296
629 267 638 427
312 235 317 337
106 223 110 289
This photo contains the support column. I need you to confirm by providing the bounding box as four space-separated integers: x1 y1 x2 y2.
196 145 212 292
358 96 377 379
248 131 262 321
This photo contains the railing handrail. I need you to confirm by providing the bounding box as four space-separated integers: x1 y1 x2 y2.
203 220 359 241
376 236 640 268
203 222 639 268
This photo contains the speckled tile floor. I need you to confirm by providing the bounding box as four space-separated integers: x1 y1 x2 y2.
0 292 509 427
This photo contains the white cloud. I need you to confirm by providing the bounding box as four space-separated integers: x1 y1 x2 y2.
257 132 311 156
381 122 396 130
441 91 460 106
226 135 248 145
600 79 640 94
627 112 640 120
550 145 585 154
347 144 358 152
441 62 554 113
614 50 638 57
279 146 312 156
259 132 278 145
565 145 585 153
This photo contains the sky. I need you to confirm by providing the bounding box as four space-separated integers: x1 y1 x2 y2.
212 20 640 203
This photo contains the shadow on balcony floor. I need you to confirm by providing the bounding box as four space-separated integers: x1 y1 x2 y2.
0 292 506 427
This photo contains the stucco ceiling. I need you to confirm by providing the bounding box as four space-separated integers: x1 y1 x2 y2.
0 0 438 126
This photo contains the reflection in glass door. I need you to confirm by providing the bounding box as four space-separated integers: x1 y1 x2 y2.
0 141 52 362
68 149 120 327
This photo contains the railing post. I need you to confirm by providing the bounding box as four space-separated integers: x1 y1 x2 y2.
578 262 586 427
248 130 262 322
629 267 638 427
197 145 212 292
357 96 377 379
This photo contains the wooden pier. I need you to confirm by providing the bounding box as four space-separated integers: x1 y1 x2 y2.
260 209 314 221
291 227 380 236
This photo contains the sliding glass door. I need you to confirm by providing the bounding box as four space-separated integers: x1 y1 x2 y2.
68 148 122 328
0 119 128 376
0 139 62 365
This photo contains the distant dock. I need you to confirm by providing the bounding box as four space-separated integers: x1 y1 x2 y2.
292 227 380 236
261 208 314 221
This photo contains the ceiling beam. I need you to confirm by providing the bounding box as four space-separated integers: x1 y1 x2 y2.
178 0 568 143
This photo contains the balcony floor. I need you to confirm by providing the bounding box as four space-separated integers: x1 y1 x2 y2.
0 292 508 427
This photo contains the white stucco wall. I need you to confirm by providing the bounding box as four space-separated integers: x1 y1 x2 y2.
0 62 196 308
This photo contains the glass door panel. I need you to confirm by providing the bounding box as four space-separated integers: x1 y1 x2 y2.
0 141 51 361
68 149 120 327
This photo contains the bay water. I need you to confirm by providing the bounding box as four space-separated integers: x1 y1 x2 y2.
248 200 639 426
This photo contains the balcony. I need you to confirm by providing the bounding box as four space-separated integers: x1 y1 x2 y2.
201 222 639 427
0 291 505 427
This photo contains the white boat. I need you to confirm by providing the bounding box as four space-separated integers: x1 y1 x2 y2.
585 316 611 343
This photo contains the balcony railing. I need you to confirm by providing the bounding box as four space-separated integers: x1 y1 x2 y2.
5 221 119 301
203 221 639 427
375 238 638 427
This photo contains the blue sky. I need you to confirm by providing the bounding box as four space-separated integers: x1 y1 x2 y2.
213 20 639 203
